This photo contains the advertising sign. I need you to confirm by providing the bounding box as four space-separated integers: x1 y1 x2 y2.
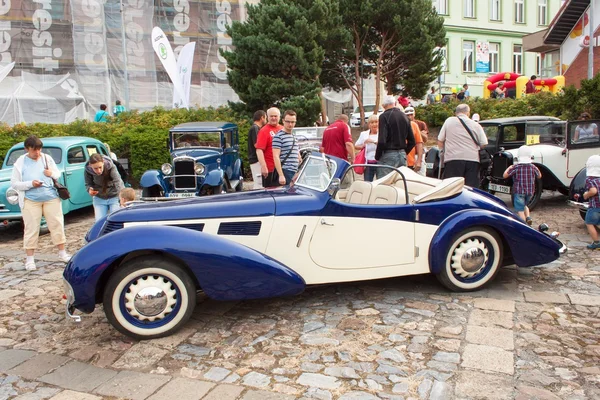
476 41 490 73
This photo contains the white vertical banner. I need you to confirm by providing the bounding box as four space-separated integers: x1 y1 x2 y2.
173 42 195 109
151 27 185 104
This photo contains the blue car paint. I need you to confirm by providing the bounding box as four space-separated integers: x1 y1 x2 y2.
65 225 306 313
203 168 224 188
139 170 168 192
429 209 560 273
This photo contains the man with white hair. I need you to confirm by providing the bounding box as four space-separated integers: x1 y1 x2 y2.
374 95 415 178
256 107 283 187
437 104 488 187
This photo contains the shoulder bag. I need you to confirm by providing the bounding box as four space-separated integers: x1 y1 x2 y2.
272 134 296 185
43 155 70 200
457 117 491 168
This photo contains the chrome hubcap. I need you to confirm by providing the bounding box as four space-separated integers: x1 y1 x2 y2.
451 238 489 278
125 276 178 321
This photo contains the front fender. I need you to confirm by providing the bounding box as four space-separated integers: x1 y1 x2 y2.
140 170 167 191
64 225 305 313
203 168 224 187
429 209 560 274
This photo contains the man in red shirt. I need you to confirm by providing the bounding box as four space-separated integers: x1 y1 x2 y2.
255 107 283 187
320 115 355 163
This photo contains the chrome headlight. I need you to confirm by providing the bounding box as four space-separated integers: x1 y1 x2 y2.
161 163 173 175
194 162 205 175
6 188 18 205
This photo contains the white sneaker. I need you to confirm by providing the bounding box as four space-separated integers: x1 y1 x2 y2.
58 253 72 263
25 260 37 271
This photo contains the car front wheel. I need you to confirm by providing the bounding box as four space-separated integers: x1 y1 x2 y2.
103 256 196 340
437 227 503 292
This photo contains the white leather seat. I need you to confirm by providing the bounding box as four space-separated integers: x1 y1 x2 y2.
369 185 398 205
345 181 373 204
414 177 465 204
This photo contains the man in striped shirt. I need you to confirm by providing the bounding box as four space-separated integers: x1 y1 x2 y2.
272 110 301 186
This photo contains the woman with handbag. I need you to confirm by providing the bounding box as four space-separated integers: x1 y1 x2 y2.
84 153 124 221
354 114 379 182
10 135 71 271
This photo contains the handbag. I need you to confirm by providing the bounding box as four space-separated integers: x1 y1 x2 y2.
354 148 366 174
44 155 70 200
457 117 491 168
272 134 296 186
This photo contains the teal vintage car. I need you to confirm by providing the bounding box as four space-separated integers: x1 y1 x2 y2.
1 137 111 224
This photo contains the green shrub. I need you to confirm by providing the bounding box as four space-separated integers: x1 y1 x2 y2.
0 106 253 180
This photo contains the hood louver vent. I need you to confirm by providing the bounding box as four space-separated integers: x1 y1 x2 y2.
171 223 205 232
218 221 261 236
101 221 124 236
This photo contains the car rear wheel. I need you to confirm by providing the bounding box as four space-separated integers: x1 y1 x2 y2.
103 256 196 340
511 178 542 211
437 227 503 292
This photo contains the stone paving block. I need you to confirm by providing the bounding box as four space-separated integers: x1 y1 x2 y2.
94 370 171 400
49 390 103 400
0 349 36 372
9 353 69 380
202 384 245 400
39 361 118 392
455 371 515 400
473 298 515 312
568 293 600 306
112 343 168 370
146 327 196 350
461 344 514 375
0 289 23 302
523 291 569 304
147 377 214 400
13 387 60 399
465 325 514 350
241 389 295 400
468 309 514 329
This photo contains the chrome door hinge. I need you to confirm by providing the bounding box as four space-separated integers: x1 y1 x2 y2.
415 209 420 222
415 246 419 257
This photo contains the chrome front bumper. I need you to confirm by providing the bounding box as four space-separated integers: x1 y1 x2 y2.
567 200 588 210
63 278 81 322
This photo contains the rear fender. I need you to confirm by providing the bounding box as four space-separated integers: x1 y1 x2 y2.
140 170 167 191
429 209 560 274
64 225 305 313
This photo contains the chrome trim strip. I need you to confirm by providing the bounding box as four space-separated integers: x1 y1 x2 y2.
567 200 588 209
297 225 307 247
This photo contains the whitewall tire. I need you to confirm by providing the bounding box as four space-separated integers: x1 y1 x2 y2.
437 227 503 292
103 256 196 339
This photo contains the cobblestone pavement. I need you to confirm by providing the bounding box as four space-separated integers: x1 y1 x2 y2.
1 192 599 400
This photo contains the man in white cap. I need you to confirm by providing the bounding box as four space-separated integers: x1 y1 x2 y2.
502 145 541 225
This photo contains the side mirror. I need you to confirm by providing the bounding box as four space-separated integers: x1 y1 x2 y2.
328 178 341 196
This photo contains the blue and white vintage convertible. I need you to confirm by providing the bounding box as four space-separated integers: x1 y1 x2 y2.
63 154 565 339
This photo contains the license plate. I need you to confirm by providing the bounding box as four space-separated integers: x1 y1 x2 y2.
426 163 434 169
169 192 196 198
488 183 511 194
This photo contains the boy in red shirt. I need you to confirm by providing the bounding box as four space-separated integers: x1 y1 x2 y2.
255 107 283 187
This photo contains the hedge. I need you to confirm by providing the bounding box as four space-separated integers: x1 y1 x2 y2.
415 74 600 129
0 107 251 181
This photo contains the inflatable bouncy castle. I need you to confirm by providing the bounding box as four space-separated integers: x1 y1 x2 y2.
483 73 565 99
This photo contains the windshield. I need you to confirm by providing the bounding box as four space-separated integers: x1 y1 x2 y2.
4 147 62 167
353 105 376 114
527 122 566 145
295 155 338 192
172 132 221 148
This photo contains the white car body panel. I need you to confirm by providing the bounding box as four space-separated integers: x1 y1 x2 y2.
126 214 436 286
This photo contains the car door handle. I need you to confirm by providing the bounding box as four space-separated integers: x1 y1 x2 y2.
320 218 334 226
65 172 73 176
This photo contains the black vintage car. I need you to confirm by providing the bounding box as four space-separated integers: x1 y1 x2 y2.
426 116 562 181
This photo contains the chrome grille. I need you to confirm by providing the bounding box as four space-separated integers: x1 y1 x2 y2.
491 154 513 178
173 159 196 189
0 203 7 212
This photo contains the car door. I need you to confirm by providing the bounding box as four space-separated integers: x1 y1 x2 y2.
567 119 600 179
220 129 236 181
308 200 416 270
65 145 91 206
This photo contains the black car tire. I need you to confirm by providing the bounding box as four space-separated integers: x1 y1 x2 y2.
436 227 503 292
511 177 542 211
580 210 587 221
103 256 196 340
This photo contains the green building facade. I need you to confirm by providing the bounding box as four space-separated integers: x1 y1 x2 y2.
432 0 563 98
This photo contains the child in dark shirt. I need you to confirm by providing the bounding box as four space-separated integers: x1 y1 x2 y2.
503 146 541 225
